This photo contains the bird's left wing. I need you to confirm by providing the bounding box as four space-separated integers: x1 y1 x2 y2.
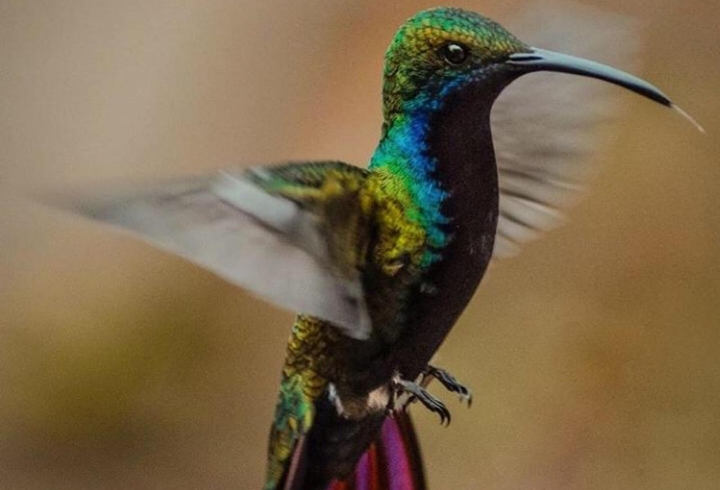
491 3 640 258
48 161 373 340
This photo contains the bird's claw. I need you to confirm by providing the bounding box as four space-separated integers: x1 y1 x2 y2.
423 365 473 407
394 377 451 426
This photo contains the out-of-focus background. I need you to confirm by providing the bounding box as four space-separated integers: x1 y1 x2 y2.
1 1 718 489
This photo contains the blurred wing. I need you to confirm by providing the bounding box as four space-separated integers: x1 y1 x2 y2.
49 161 372 340
492 2 641 258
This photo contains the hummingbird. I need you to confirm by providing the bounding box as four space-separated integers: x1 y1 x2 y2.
49 6 701 490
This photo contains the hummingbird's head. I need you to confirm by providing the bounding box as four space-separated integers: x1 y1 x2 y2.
382 7 698 131
382 7 528 121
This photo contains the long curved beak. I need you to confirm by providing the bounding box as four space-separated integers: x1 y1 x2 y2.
508 47 704 132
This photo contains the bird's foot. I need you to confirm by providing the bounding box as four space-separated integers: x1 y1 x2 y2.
422 365 472 407
393 376 451 426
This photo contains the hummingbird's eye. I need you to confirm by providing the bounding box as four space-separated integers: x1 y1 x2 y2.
439 43 469 65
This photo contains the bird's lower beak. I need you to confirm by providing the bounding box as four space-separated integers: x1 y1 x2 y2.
507 47 704 132
508 47 671 106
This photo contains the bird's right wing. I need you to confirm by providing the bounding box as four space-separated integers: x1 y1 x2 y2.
47 161 373 340
491 3 640 258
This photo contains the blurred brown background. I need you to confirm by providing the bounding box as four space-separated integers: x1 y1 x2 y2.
1 1 719 489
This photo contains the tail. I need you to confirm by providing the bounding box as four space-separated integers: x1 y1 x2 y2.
327 411 426 490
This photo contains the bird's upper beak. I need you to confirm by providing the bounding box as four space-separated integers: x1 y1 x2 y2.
508 47 671 106
507 47 703 132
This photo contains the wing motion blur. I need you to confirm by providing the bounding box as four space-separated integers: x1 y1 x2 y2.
492 3 640 258
48 162 372 340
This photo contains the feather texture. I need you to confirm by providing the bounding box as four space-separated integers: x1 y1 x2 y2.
47 163 373 339
326 412 426 490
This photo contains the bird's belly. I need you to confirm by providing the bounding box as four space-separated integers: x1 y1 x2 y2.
328 380 392 420
394 213 498 380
